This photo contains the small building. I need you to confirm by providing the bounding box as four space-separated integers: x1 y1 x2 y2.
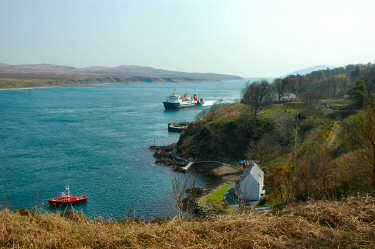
235 161 265 201
281 92 296 101
265 92 279 102
265 92 297 102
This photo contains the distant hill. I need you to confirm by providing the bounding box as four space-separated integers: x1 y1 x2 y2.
0 63 242 89
282 65 335 77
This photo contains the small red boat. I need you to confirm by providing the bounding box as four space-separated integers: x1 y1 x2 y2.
48 186 87 206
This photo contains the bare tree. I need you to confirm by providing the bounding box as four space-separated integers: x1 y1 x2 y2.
236 181 248 213
302 89 322 105
241 80 271 120
195 109 209 120
273 78 286 101
274 112 295 146
208 98 225 120
293 143 340 200
343 104 375 190
170 172 196 219
1 195 11 210
246 134 280 165
195 99 226 121
283 75 300 94
336 74 350 98
32 185 41 213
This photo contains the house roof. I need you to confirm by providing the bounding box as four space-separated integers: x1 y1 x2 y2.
283 92 296 98
249 163 264 184
239 159 258 167
241 162 264 185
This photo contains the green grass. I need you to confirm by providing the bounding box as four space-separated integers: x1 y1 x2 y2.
259 102 300 120
205 184 231 205
267 156 285 165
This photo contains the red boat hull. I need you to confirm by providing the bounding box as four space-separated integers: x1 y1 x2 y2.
48 195 87 206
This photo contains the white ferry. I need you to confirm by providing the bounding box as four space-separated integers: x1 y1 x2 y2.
163 90 204 110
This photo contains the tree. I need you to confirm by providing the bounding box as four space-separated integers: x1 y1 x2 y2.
195 99 226 121
302 89 322 105
350 65 361 82
267 164 294 205
318 74 349 98
342 104 375 191
351 80 365 106
283 76 300 94
246 133 279 165
272 78 286 101
293 145 337 200
273 112 295 145
335 74 350 98
241 80 271 120
170 172 196 219
207 99 225 120
362 63 375 98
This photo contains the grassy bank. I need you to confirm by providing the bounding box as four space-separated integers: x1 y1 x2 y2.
1 196 374 248
205 183 231 205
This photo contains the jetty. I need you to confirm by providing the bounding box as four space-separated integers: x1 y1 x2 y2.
181 161 242 176
181 162 193 171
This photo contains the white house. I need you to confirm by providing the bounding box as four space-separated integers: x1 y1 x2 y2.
281 92 296 101
235 161 265 201
265 92 297 102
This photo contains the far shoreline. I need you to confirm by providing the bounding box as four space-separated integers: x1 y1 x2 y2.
0 79 238 91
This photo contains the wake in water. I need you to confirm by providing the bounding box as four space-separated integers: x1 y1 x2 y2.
202 98 238 106
202 100 216 106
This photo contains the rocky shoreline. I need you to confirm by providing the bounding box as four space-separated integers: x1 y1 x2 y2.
149 144 242 175
149 143 243 218
148 144 189 170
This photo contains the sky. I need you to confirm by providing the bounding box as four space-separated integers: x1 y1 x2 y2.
0 0 374 77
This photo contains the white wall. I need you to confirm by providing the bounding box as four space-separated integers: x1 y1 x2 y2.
238 163 264 201
239 174 262 200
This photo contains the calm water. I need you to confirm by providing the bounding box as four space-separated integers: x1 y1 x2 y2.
0 79 248 219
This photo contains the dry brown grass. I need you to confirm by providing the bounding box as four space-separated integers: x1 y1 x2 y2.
213 103 251 122
1 197 375 248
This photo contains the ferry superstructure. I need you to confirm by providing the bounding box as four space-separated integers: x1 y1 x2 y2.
163 90 204 110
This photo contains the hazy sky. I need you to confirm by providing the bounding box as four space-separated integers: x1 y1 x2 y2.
0 0 374 77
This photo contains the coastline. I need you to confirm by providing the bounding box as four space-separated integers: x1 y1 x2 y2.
0 78 240 91
0 80 222 91
149 144 242 177
0 82 118 91
0 63 242 91
149 143 243 218
0 86 59 91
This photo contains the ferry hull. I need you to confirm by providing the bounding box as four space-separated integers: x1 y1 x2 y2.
163 102 203 110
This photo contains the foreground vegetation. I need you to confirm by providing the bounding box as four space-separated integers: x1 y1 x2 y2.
1 196 375 248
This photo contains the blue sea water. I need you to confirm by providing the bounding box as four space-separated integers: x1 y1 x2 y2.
0 80 248 219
